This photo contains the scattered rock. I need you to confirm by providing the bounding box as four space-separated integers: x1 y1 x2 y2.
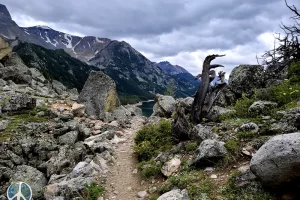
161 157 181 177
137 191 148 198
0 120 8 131
210 174 218 179
238 122 259 133
189 124 217 142
157 189 190 200
71 103 85 117
0 36 12 60
207 106 235 122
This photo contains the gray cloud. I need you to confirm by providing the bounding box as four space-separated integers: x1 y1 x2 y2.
2 0 300 74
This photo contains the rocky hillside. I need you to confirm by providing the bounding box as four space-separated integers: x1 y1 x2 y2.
0 36 146 199
0 4 197 100
131 61 300 199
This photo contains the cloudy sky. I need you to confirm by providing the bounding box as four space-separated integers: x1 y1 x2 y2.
2 0 300 75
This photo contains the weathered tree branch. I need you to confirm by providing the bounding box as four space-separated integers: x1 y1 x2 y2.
191 54 225 123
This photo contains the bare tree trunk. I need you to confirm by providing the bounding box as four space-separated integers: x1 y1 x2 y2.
191 54 225 124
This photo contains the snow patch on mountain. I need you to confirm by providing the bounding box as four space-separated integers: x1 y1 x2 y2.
96 37 104 43
64 34 73 48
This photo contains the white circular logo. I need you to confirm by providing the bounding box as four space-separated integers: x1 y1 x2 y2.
7 182 32 200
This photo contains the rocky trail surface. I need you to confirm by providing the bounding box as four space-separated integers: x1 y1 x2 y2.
104 117 149 200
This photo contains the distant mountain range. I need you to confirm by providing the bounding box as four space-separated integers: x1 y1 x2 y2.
0 4 199 100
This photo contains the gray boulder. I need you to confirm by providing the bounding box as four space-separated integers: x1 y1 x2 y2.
157 189 190 200
248 101 278 115
0 92 36 113
192 139 227 167
44 176 94 200
188 124 217 142
58 131 78 145
238 122 259 133
52 80 67 95
38 143 87 178
229 65 264 96
206 106 235 122
270 107 300 134
250 132 300 188
214 85 238 107
10 165 47 199
78 71 120 119
152 94 176 118
0 120 8 131
1 53 32 84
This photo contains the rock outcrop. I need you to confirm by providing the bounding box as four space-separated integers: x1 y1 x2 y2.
172 97 194 141
79 71 120 119
250 132 300 188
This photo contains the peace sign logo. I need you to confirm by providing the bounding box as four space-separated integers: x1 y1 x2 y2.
7 182 32 200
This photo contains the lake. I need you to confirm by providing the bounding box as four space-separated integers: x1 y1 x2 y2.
138 100 155 117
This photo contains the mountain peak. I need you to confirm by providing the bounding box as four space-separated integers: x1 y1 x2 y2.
0 4 11 19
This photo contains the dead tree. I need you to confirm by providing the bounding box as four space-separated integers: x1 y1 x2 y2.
191 54 225 123
262 0 300 69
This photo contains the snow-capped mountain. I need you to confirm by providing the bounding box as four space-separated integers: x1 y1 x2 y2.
0 3 198 99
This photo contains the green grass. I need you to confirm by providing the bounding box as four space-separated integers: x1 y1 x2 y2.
222 171 276 200
137 160 163 178
81 182 104 200
159 170 214 200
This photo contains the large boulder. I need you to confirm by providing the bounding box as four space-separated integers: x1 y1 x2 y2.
250 132 300 188
172 97 194 141
10 165 47 199
78 71 120 119
157 189 190 200
152 94 175 118
270 107 300 134
192 139 227 167
229 65 264 96
0 36 12 60
0 53 32 84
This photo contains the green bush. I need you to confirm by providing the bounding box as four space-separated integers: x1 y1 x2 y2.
185 141 198 152
137 160 162 178
255 80 300 106
81 182 104 200
288 61 300 83
221 94 255 119
134 120 173 162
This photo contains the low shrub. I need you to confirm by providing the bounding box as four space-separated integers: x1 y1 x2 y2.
134 120 173 162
